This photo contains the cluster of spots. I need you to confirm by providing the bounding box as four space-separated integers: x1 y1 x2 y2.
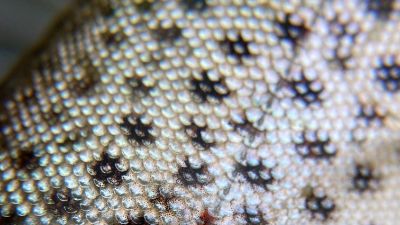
235 160 275 190
304 187 335 221
275 13 310 49
357 103 385 126
366 0 395 18
241 208 268 225
48 188 81 215
352 163 380 192
177 158 212 186
184 122 215 150
181 0 207 12
285 71 324 107
295 131 337 160
190 71 230 103
89 153 128 187
220 33 252 62
327 15 360 69
0 0 399 225
120 115 155 146
375 56 400 93
12 148 39 171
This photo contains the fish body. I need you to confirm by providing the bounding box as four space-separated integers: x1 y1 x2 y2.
0 0 400 224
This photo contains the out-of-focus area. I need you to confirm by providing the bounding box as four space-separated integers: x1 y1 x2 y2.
0 0 70 77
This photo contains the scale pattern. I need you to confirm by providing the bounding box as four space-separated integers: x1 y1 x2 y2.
0 0 400 224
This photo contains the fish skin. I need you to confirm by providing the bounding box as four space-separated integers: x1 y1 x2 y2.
0 0 400 224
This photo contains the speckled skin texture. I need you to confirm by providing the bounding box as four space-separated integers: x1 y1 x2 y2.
0 0 400 224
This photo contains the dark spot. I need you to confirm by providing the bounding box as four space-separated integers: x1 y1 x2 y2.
220 33 251 61
177 158 211 186
181 0 207 11
43 106 63 125
184 122 214 150
127 77 154 97
49 188 81 215
304 187 335 220
334 52 352 70
90 153 128 187
13 148 39 171
102 31 126 48
357 103 385 126
15 87 37 107
232 117 264 147
233 117 261 136
120 115 155 146
243 208 268 225
99 1 115 18
236 160 275 190
286 72 324 106
190 71 230 103
329 19 358 69
135 0 154 12
295 131 337 160
0 210 25 225
366 0 394 19
153 25 182 43
73 56 100 95
127 216 150 225
149 187 174 213
352 163 380 192
199 209 216 225
36 53 57 74
276 14 309 48
375 57 400 93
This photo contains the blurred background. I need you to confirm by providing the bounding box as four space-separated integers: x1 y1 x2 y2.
0 0 70 77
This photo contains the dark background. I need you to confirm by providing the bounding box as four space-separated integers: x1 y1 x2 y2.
0 0 70 77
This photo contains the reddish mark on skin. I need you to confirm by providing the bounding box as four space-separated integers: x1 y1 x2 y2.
200 209 216 225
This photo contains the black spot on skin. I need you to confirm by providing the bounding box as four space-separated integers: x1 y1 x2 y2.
73 56 100 95
220 33 251 61
286 72 324 106
233 117 261 137
184 122 214 150
232 117 263 147
154 25 182 43
43 107 63 125
236 160 275 190
14 148 39 171
134 0 154 12
366 0 394 19
352 163 380 192
375 57 400 93
177 158 211 186
0 210 25 225
295 131 337 160
181 0 207 11
102 31 126 48
99 1 115 18
49 188 81 215
329 18 358 69
36 53 58 74
243 208 268 225
357 103 385 126
127 77 154 97
190 71 230 103
149 187 175 213
334 52 352 70
276 14 309 48
304 188 335 221
90 153 128 187
120 115 155 146
126 216 150 225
